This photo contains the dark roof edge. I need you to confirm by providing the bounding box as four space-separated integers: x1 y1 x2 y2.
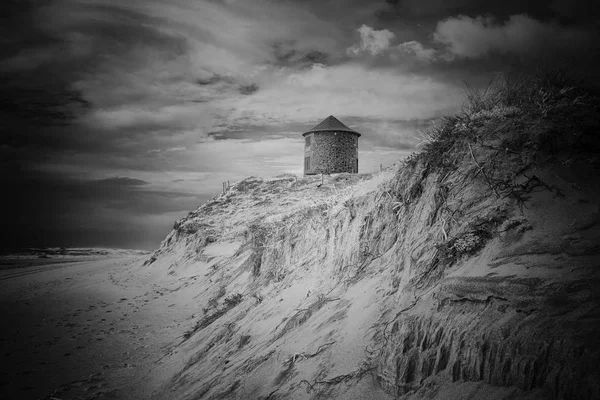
302 130 361 137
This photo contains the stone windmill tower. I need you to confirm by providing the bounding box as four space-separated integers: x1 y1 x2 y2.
302 115 361 176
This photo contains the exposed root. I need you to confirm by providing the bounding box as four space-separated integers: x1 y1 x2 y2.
299 364 376 393
282 342 336 366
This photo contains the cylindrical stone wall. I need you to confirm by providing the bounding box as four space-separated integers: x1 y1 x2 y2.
303 131 359 176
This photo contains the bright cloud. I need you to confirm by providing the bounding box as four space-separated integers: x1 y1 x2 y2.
347 25 396 56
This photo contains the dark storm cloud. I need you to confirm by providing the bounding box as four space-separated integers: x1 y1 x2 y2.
0 79 91 127
0 1 195 156
379 0 554 22
1 1 50 61
550 0 600 24
0 1 89 130
1 2 189 103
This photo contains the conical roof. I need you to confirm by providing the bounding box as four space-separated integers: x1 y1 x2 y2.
302 115 361 137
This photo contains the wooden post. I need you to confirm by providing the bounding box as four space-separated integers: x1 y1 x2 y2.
380 163 382 171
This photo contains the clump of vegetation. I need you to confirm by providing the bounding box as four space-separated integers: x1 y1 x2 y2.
224 293 243 308
411 228 493 291
451 232 484 255
437 229 492 268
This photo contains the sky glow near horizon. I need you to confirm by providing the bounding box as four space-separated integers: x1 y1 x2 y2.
2 0 598 249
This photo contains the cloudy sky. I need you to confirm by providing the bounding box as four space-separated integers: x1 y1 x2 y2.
2 0 598 250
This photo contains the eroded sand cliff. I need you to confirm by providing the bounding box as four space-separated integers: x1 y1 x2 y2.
138 75 600 400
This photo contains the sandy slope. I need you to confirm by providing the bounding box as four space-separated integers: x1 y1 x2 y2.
136 95 600 399
0 251 196 400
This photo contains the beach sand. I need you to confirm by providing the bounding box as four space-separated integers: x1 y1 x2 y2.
0 252 190 400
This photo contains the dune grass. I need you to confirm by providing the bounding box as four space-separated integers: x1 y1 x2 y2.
406 68 599 172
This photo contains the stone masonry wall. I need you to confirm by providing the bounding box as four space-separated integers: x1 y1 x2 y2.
304 132 358 175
